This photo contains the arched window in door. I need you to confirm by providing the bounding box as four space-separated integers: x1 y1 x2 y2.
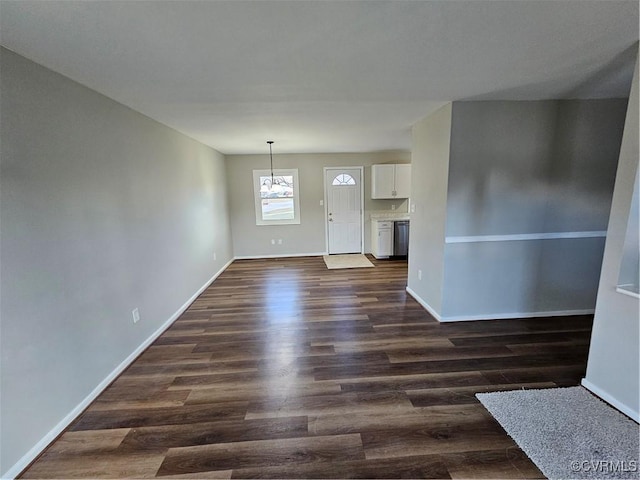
332 174 356 186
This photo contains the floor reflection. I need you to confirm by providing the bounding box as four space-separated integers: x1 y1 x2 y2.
262 268 306 400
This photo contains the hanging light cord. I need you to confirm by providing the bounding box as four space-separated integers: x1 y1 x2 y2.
267 141 274 185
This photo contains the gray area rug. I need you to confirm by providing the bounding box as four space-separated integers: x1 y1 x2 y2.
477 387 639 479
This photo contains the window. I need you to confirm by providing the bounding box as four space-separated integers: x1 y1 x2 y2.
253 169 301 225
332 173 356 186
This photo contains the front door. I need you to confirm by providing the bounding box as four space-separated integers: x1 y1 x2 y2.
325 167 363 254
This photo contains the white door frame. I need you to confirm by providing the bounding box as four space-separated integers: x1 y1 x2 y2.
323 166 365 255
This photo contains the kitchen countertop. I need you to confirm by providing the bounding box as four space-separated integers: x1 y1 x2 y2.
370 212 410 221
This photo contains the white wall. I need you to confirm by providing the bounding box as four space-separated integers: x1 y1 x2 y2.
0 48 233 476
225 152 410 258
583 49 639 422
617 168 640 291
406 103 452 317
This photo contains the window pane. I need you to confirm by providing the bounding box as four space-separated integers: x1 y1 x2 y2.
260 175 294 198
253 168 300 226
261 197 295 220
332 174 356 186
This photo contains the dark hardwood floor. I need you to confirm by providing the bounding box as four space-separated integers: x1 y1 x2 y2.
21 256 592 479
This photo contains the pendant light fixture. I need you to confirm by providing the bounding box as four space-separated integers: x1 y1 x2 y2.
267 141 275 187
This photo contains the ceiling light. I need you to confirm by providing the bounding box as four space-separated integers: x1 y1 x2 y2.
267 140 274 187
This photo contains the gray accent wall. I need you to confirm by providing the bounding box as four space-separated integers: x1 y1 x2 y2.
442 238 607 318
409 98 627 320
446 101 626 236
225 152 410 258
0 48 233 475
441 100 626 318
584 48 639 420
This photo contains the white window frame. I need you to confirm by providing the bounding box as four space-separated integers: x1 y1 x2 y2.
332 173 357 186
253 168 301 226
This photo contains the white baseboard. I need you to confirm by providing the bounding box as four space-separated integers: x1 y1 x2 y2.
581 378 640 423
1 259 234 480
405 287 594 322
234 252 327 260
439 309 595 322
405 286 443 321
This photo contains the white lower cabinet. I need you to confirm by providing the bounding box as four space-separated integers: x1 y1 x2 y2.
371 220 393 258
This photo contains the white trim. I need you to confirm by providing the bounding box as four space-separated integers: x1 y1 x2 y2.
405 286 443 321
404 286 594 322
253 168 301 226
616 285 640 299
581 378 640 423
234 252 326 260
323 166 365 255
445 231 607 244
437 309 595 322
1 259 234 480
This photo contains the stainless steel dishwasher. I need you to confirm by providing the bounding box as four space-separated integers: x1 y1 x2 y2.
393 220 409 258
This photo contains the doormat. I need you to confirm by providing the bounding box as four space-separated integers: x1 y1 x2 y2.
477 387 639 479
323 254 374 269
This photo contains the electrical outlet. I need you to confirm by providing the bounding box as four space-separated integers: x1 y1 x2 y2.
271 239 275 245
278 239 282 245
320 199 324 206
418 270 422 281
411 204 416 213
391 204 396 210
132 308 140 324
213 252 217 261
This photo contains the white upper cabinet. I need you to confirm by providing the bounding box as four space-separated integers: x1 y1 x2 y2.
394 164 411 198
371 164 411 199
371 164 395 199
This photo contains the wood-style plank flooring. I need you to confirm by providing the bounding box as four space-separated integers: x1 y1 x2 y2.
21 256 593 479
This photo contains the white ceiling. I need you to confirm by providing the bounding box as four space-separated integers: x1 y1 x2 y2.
1 0 638 154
